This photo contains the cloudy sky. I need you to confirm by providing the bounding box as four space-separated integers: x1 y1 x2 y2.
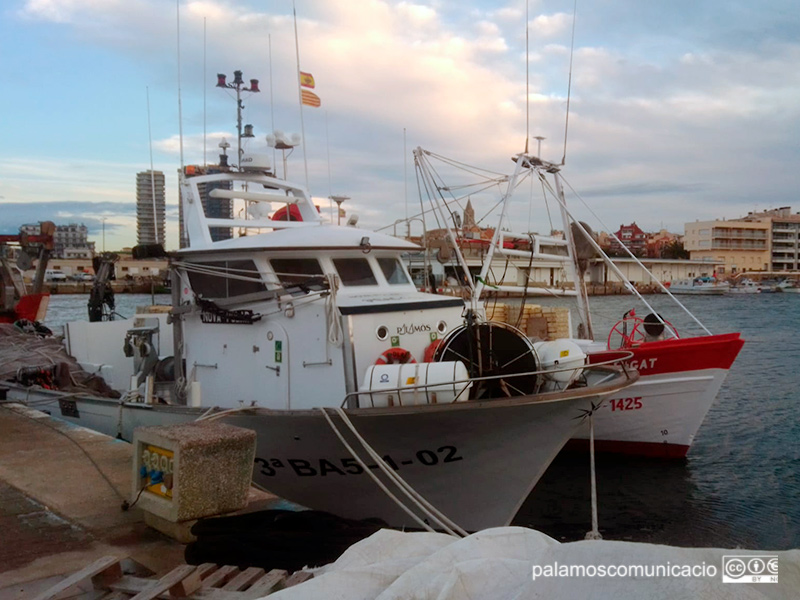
1 0 798 250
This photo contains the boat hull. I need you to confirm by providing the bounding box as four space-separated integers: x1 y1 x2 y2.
6 377 633 531
571 333 744 458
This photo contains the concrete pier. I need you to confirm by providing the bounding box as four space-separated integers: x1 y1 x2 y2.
0 404 277 597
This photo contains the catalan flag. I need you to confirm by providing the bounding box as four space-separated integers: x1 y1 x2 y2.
300 71 315 89
301 89 321 108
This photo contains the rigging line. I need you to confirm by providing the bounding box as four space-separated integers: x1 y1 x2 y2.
558 175 711 334
427 160 467 227
473 170 533 227
537 171 686 336
375 180 500 232
423 150 509 178
561 0 578 166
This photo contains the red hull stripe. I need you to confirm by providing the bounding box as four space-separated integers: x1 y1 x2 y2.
0 293 49 324
565 438 690 459
621 333 743 376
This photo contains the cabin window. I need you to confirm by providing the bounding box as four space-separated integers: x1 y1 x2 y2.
333 258 377 286
186 260 265 299
270 258 326 295
377 258 410 284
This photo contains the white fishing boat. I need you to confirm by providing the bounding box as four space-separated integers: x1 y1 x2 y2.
728 278 761 294
413 148 744 458
667 276 730 295
1 102 641 531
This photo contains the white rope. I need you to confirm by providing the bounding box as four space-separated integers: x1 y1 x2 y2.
332 406 468 537
325 273 343 347
317 408 442 534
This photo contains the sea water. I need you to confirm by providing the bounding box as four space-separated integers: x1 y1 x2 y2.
42 293 800 549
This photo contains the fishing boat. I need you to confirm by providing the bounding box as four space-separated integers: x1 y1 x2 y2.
666 276 730 295
0 223 54 325
2 135 640 533
413 148 744 458
728 278 761 294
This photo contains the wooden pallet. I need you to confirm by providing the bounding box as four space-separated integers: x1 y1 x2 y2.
32 556 314 600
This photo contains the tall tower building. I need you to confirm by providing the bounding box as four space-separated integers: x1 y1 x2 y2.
136 170 166 246
179 164 233 248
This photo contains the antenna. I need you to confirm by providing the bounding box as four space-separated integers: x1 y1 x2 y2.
146 86 159 245
525 0 530 154
292 0 310 188
560 0 578 165
176 0 185 171
203 17 207 166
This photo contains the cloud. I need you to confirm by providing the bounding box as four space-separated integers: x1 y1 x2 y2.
7 0 800 243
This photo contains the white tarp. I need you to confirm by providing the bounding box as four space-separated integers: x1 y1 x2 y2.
270 527 799 600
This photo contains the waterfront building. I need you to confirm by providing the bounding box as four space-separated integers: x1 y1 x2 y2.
20 222 95 258
136 170 166 246
684 219 770 276
742 207 800 272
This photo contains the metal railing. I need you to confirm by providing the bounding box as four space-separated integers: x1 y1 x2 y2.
342 350 635 409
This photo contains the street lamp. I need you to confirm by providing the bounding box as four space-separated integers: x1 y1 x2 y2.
330 195 350 226
216 70 260 170
534 136 545 158
266 131 301 180
101 217 106 252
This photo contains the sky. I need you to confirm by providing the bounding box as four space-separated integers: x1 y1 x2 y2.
1 0 798 251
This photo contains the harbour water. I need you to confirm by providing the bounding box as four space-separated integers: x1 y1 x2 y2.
41 293 800 550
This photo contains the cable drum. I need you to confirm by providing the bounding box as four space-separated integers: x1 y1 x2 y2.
433 321 541 400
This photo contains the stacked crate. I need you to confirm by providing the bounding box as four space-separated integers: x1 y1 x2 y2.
484 302 572 340
484 303 507 322
540 306 571 339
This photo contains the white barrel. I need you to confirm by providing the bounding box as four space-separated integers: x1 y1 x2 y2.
359 361 471 407
533 339 586 383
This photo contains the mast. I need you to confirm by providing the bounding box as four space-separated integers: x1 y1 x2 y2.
553 171 593 339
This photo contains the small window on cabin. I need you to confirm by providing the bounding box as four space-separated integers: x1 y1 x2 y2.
186 260 265 299
270 258 326 295
333 258 378 286
377 258 410 284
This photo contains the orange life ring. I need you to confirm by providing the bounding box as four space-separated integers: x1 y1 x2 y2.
423 339 442 363
376 347 417 365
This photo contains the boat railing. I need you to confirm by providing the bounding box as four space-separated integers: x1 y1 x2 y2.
343 350 635 409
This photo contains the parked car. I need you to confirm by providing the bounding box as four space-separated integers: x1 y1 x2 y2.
44 269 68 282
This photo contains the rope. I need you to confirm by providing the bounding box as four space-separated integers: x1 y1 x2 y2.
3 403 128 505
325 273 343 347
317 408 442 535
326 406 468 537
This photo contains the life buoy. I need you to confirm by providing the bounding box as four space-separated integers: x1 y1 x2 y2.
423 339 442 363
376 347 417 365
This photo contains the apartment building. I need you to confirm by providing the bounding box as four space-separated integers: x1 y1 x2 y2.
742 207 800 272
684 219 770 275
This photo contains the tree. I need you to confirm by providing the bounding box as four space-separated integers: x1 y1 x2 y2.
660 240 689 259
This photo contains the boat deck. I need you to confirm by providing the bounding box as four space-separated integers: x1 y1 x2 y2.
0 404 281 597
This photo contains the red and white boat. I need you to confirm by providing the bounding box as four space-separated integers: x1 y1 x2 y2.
570 318 743 458
0 223 54 325
413 149 745 459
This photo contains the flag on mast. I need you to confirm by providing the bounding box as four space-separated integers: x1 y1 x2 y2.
301 89 321 108
300 71 315 88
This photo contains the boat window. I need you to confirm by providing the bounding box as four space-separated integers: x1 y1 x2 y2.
377 258 410 284
270 258 326 295
186 260 265 299
333 258 378 286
